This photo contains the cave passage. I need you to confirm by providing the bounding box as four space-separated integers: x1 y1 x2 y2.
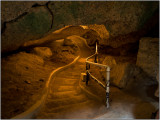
1 1 159 119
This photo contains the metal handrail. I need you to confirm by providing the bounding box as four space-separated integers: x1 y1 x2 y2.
85 42 110 108
87 70 106 89
86 53 97 61
86 61 109 68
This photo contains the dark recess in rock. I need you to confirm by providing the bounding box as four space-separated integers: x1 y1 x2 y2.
140 8 159 36
46 1 54 29
1 22 6 34
32 3 43 7
1 12 28 34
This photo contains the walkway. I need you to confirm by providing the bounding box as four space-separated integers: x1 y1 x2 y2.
36 58 106 119
35 35 158 119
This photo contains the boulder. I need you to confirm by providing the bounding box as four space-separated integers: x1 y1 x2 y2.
88 24 109 45
2 6 52 53
102 56 117 68
101 62 136 88
63 38 75 46
50 1 158 37
82 29 101 46
136 37 159 79
33 47 52 58
2 2 158 53
101 56 117 80
110 63 136 88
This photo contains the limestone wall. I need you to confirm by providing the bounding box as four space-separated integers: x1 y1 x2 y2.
136 37 159 79
1 1 159 53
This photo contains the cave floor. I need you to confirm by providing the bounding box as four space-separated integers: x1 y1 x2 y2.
1 39 78 119
2 34 158 119
35 58 158 119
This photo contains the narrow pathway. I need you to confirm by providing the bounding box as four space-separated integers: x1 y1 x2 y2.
34 35 158 119
35 35 107 119
36 58 105 119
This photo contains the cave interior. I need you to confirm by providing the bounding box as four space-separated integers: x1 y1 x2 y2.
1 1 159 119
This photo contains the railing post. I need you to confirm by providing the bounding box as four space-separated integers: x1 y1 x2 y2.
94 54 98 63
106 67 110 108
94 42 98 63
86 70 89 85
86 63 90 85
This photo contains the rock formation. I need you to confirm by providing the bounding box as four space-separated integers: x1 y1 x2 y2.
110 63 136 89
1 1 158 53
32 47 53 58
136 37 159 79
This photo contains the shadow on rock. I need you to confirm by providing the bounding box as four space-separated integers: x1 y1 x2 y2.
133 102 157 119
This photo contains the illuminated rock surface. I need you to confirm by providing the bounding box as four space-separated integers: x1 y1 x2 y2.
1 52 48 118
102 56 117 68
35 58 158 119
36 58 104 119
82 30 101 46
32 47 52 58
1 1 158 53
1 40 78 118
1 1 159 119
63 38 75 46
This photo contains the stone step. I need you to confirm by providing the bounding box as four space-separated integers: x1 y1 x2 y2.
58 72 80 77
53 78 78 85
37 110 97 119
55 75 80 80
52 86 78 92
48 90 82 99
59 75 80 79
45 94 88 108
45 100 93 113
36 112 63 119
67 66 85 70
57 75 80 79
67 63 86 68
34 42 107 119
37 103 98 119
52 81 79 86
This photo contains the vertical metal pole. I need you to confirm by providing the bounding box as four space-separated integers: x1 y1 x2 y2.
94 54 97 63
96 42 98 53
86 70 89 85
94 42 98 63
106 67 110 108
86 63 90 85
